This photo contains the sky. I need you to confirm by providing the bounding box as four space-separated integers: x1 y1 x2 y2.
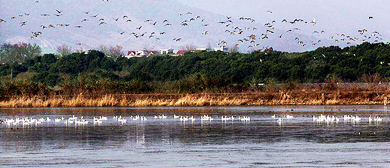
0 0 388 53
179 0 390 36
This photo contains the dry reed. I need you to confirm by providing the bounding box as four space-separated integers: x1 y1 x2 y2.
0 90 389 108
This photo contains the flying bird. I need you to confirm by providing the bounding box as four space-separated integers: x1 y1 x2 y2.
311 19 316 25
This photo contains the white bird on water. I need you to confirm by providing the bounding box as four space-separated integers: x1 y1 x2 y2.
240 116 251 121
374 116 383 122
180 116 188 122
277 118 283 125
93 117 102 124
286 115 294 119
190 116 196 122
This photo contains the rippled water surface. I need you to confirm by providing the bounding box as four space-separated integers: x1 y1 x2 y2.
1 106 390 167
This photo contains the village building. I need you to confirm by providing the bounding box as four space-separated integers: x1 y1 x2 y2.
160 49 174 55
124 46 230 58
213 46 229 52
125 50 158 58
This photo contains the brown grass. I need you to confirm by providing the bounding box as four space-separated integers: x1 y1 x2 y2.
0 90 389 108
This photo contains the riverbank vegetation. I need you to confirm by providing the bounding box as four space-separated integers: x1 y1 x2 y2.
0 90 389 108
1 42 390 106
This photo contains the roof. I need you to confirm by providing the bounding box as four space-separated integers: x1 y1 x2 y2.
177 50 189 55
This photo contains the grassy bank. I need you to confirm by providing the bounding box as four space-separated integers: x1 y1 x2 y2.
0 89 389 108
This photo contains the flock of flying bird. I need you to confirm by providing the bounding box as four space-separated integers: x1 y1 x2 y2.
0 0 385 51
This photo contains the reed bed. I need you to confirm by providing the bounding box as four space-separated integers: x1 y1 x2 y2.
0 90 389 108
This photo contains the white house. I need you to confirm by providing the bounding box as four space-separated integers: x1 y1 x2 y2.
124 51 137 58
136 50 147 56
214 46 229 52
196 48 207 51
136 50 158 57
160 49 174 55
124 50 158 58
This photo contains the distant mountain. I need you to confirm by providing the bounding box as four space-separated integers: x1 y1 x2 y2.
0 0 338 53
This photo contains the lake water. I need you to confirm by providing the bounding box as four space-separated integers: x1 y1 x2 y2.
1 106 390 167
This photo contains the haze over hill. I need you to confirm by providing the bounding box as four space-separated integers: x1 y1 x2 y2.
0 0 387 53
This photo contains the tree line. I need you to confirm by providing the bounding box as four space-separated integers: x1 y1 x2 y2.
0 42 390 96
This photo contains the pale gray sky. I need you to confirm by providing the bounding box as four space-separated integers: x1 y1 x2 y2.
0 0 388 52
179 0 390 37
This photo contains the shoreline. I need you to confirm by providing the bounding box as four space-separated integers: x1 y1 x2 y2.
0 90 389 108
